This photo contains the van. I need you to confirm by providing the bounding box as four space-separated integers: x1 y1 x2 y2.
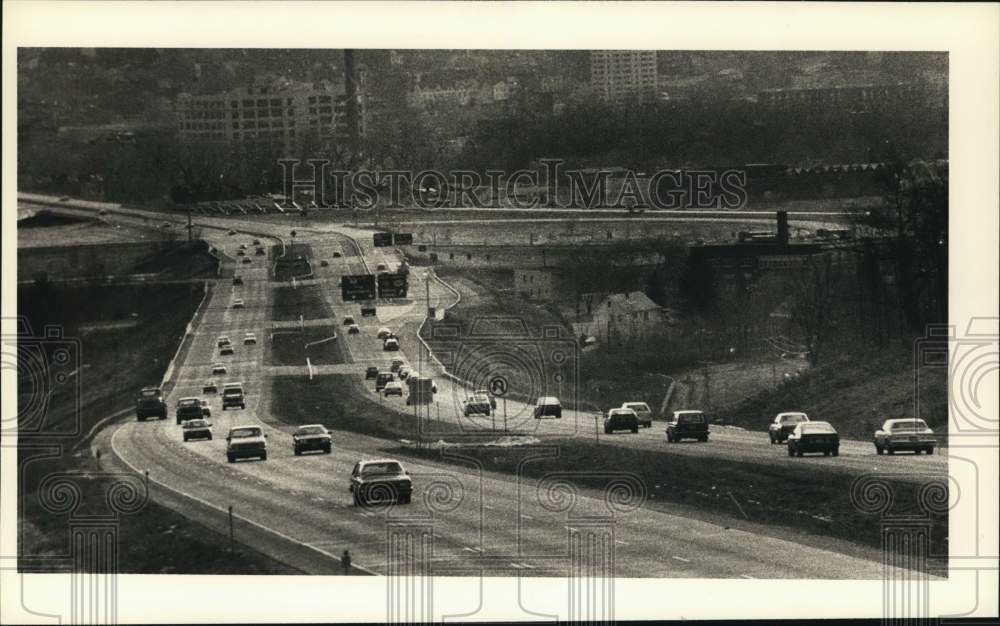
533 396 562 419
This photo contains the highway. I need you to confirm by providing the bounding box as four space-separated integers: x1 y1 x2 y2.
21 194 942 577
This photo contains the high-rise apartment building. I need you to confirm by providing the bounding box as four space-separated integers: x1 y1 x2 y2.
590 51 658 104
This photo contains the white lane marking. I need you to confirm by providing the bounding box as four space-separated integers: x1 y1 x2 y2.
520 514 533 520
108 425 379 575
482 504 494 510
740 574 756 579
671 556 691 563
614 540 628 546
462 546 483 554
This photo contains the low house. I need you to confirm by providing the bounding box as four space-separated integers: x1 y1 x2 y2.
590 291 674 343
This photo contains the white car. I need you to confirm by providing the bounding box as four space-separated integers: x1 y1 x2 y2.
377 327 392 340
874 418 936 455
217 336 231 348
383 381 404 397
232 299 246 309
621 402 653 428
211 364 227 375
769 412 810 444
243 332 257 345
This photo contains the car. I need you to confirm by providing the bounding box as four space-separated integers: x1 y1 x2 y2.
463 395 493 417
383 337 400 352
239 244 247 250
226 425 267 462
203 379 218 394
769 412 810 444
788 421 840 457
376 264 387 272
333 251 342 258
175 397 205 424
182 418 213 442
243 332 257 345
135 387 167 421
666 410 709 442
220 344 235 356
874 418 936 455
320 260 329 267
474 390 498 411
604 408 640 434
350 459 412 505
200 399 212 418
228 229 237 235
237 249 246 256
293 424 332 455
621 402 653 428
348 324 361 335
390 358 405 373
221 382 246 410
60 196 71 202
242 258 251 265
232 299 245 309
217 336 232 348
377 327 392 340
256 247 265 256
232 276 244 286
376 372 394 391
161 222 172 229
211 364 227 376
365 366 379 380
252 239 260 245
398 366 411 380
361 306 377 317
384 381 404 397
533 396 562 419
343 316 356 326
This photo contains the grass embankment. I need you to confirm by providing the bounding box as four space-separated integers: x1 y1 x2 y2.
272 284 331 321
272 242 313 281
17 264 293 573
132 240 218 278
420 270 582 408
726 346 948 440
269 327 344 366
271 375 466 441
393 437 947 556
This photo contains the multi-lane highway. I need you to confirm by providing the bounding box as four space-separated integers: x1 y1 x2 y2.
20 194 943 578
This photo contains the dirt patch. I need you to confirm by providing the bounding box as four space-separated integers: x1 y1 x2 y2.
18 209 93 228
269 327 344 366
272 284 331 321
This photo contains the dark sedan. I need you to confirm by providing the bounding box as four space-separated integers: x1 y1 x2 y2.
293 424 332 455
787 421 840 457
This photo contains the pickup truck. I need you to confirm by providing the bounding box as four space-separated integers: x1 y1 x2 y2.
136 387 167 421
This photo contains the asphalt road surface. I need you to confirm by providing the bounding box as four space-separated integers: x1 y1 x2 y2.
22 194 941 577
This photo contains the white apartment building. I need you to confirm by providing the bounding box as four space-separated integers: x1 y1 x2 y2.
590 51 658 104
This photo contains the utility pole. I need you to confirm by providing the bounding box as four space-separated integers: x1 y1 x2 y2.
187 206 193 243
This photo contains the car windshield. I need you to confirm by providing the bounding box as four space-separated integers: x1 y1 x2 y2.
625 403 650 413
781 413 808 424
677 412 704 423
223 388 242 396
892 420 928 431
801 423 835 434
185 420 207 428
140 389 160 398
297 426 326 435
230 427 261 438
362 462 403 476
